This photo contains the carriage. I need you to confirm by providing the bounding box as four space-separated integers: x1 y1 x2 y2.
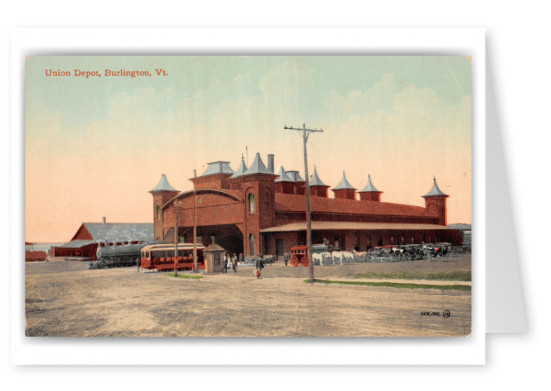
289 245 309 267
421 243 452 260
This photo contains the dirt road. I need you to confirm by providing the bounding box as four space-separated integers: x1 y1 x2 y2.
25 257 471 337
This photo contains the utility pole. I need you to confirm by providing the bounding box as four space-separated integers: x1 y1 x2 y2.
193 169 198 273
174 198 179 277
284 123 324 282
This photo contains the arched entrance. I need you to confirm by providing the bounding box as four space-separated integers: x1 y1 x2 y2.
173 224 244 257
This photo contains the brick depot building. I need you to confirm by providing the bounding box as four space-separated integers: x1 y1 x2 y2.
152 153 462 258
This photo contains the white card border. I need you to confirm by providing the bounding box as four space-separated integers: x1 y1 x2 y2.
10 27 485 365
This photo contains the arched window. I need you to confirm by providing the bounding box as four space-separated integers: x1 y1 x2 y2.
411 236 415 244
248 193 255 214
156 205 161 221
390 236 395 245
249 234 255 256
400 236 405 245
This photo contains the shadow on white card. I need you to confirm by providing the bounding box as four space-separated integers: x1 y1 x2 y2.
486 44 527 333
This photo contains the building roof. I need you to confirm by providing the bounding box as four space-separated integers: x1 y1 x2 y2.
274 193 432 218
447 223 471 230
261 221 450 233
57 240 97 248
286 170 305 182
242 153 275 176
359 174 381 193
201 161 234 177
81 223 154 242
205 243 225 252
309 166 328 187
275 166 294 182
332 171 356 190
149 174 177 193
422 177 448 197
231 156 248 178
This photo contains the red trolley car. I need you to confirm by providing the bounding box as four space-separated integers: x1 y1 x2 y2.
140 243 206 271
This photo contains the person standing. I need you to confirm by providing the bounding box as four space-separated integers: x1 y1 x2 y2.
254 257 263 279
232 253 237 273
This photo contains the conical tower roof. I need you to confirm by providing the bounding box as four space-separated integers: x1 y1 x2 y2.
149 174 177 193
309 166 328 187
422 177 448 197
275 166 293 182
332 171 356 190
201 161 234 177
286 170 305 182
230 155 248 178
242 153 275 176
359 174 381 193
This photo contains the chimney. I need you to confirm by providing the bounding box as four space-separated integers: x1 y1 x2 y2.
193 169 197 178
102 217 106 224
211 236 215 245
267 154 275 173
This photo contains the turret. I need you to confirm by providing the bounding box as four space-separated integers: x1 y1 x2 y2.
422 177 449 225
275 166 295 194
229 155 248 190
309 166 330 197
230 152 277 257
190 161 234 190
149 174 179 241
286 170 306 195
358 174 383 202
331 171 356 200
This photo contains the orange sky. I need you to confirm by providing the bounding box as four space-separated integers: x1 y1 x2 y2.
25 56 471 242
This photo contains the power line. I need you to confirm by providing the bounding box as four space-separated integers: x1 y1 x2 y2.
283 123 324 282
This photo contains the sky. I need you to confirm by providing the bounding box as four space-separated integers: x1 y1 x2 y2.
25 56 471 242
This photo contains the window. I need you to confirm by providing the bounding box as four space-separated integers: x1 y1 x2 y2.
248 193 255 214
156 205 161 221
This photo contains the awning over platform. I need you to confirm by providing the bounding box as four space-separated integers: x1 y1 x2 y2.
261 221 451 233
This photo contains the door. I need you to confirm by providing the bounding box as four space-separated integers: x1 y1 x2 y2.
276 239 285 260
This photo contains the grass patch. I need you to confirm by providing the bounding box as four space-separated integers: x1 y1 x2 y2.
166 273 203 279
354 270 471 282
305 279 471 291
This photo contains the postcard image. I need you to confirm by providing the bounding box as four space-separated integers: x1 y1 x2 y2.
25 55 472 337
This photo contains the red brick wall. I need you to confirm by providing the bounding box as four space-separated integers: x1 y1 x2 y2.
424 196 448 225
275 181 295 194
359 192 381 202
310 186 329 197
237 174 276 256
332 188 356 200
192 174 232 190
162 191 244 240
152 190 179 241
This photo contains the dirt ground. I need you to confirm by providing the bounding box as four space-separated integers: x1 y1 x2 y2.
25 256 471 337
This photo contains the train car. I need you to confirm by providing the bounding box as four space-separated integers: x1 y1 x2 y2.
25 251 48 262
140 243 206 271
90 239 152 269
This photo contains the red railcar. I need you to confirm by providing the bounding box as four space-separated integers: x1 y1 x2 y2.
140 243 206 271
25 251 48 262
